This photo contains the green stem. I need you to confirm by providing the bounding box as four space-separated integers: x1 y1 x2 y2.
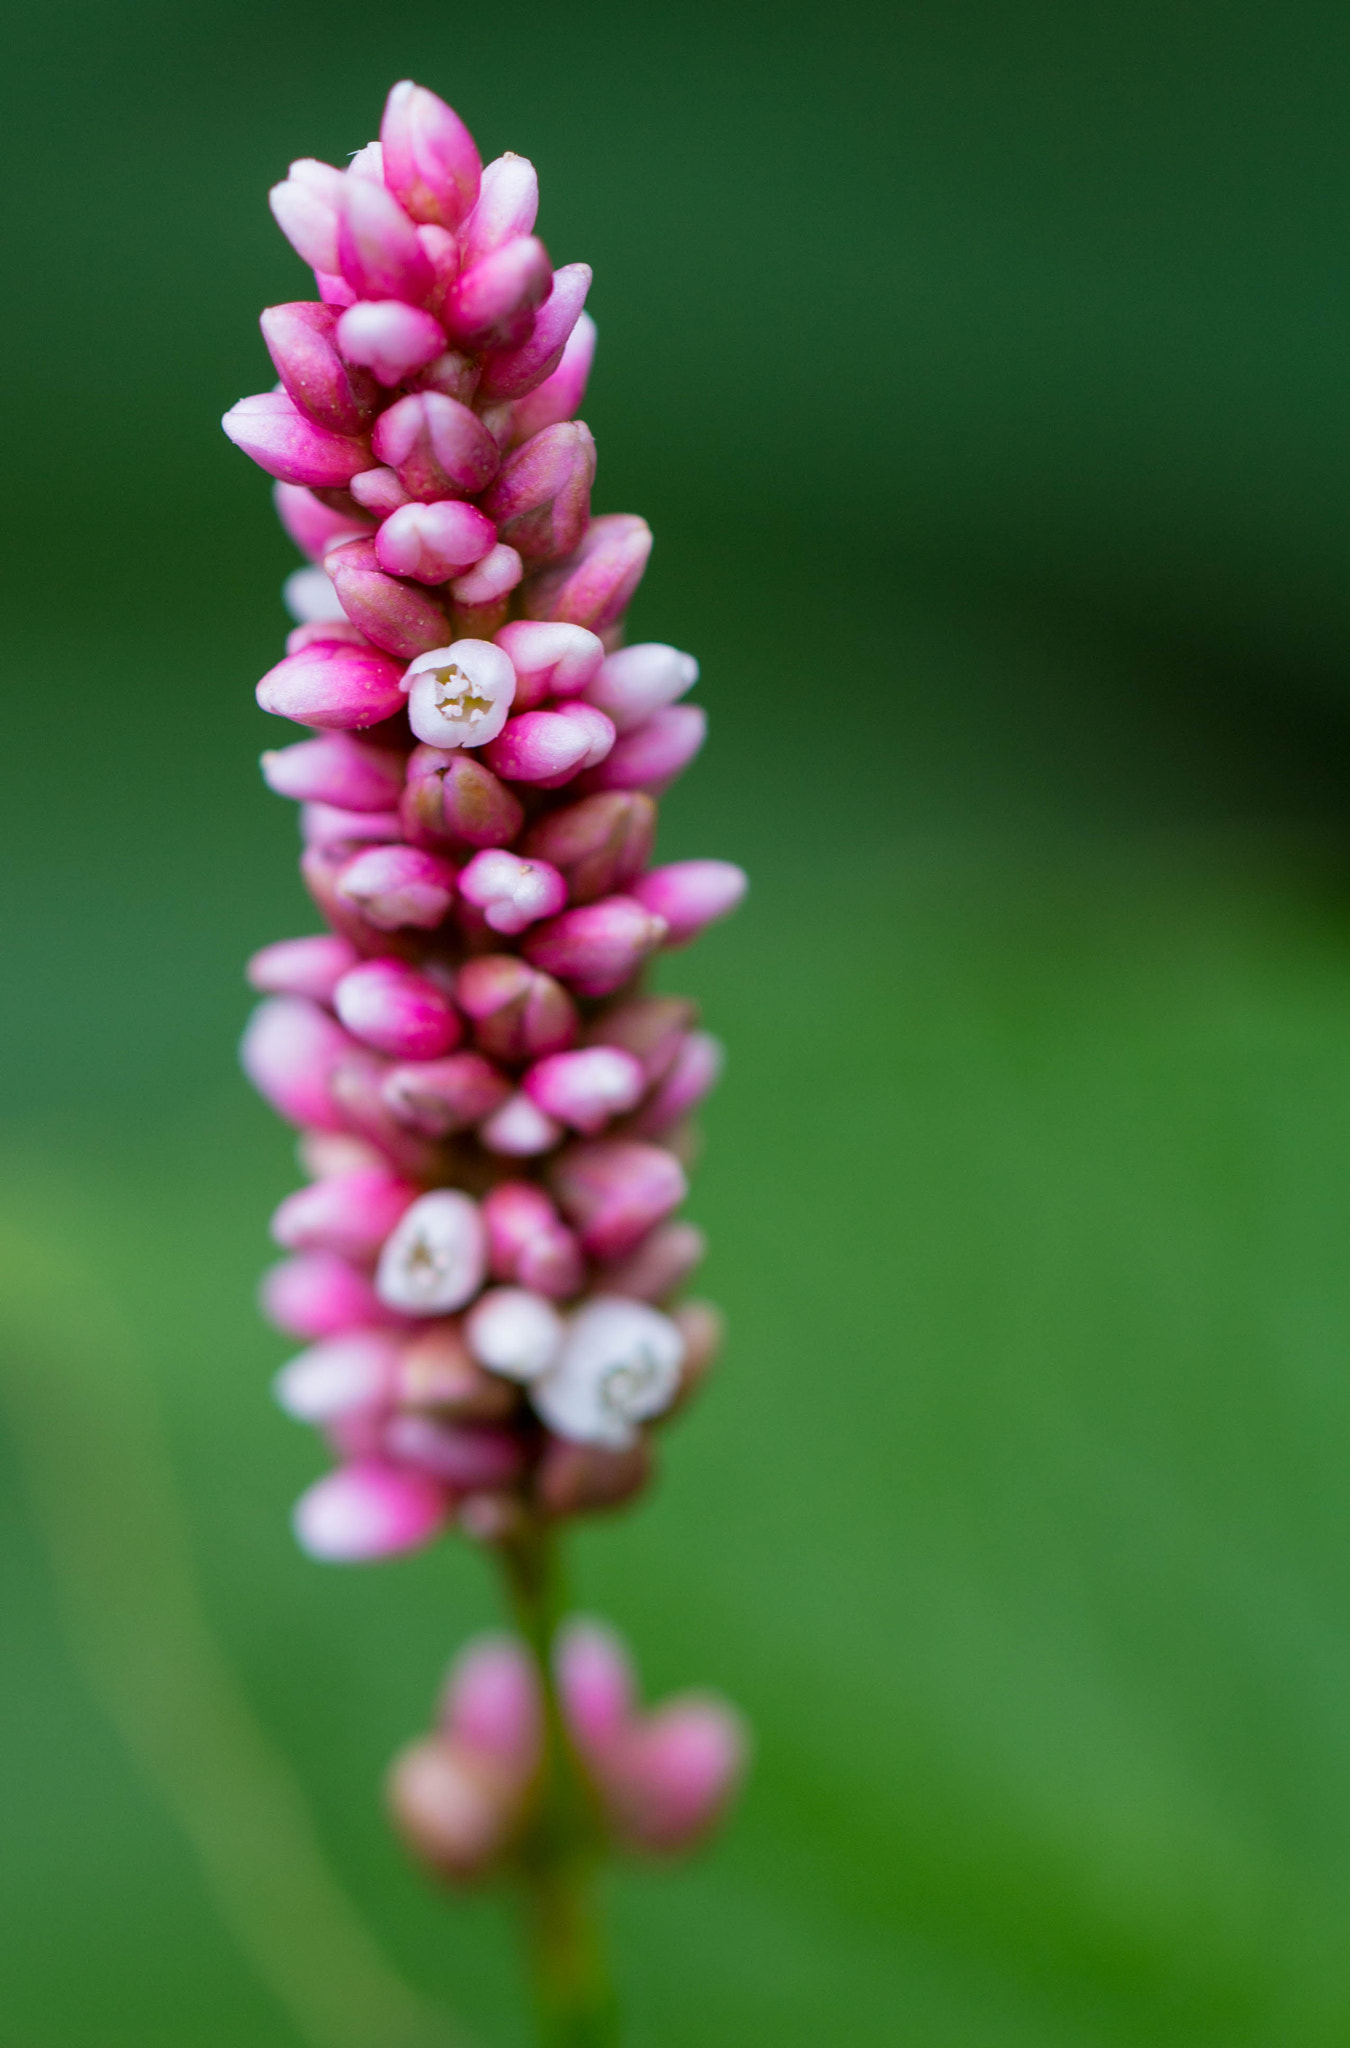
497 1519 620 2048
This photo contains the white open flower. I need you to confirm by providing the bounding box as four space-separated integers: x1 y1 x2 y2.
405 639 516 749
465 1287 564 1382
376 1189 487 1315
530 1296 685 1449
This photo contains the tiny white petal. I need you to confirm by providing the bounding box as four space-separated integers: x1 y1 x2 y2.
466 1287 564 1382
530 1296 685 1449
376 1190 487 1315
405 640 516 748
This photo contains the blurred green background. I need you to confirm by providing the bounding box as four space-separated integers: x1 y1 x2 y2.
6 1 1350 2042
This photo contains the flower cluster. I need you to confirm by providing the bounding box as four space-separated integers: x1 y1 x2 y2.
225 81 746 1567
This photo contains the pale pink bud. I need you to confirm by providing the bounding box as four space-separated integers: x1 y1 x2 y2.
222 391 373 489
526 1047 645 1135
301 806 398 858
631 1032 724 1137
299 1131 386 1179
375 500 497 584
273 1329 401 1424
508 312 597 445
479 423 596 562
294 1458 448 1561
595 1220 706 1303
328 1050 448 1182
372 391 500 500
482 1183 585 1300
550 1140 688 1259
271 1167 420 1258
261 1252 401 1339
260 302 379 434
335 844 457 931
350 465 413 517
336 300 447 386
285 618 371 655
314 270 358 309
409 342 478 403
555 1618 634 1751
380 80 481 231
301 843 414 958
670 1300 724 1407
446 236 552 349
247 935 359 1004
531 1297 684 1448
465 1287 565 1381
484 705 614 788
336 175 434 303
384 1415 526 1489
493 621 604 709
578 703 707 795
282 564 346 625
240 995 353 1130
401 746 524 850
441 1634 541 1766
326 537 452 659
458 850 567 935
274 480 373 561
479 1092 563 1158
388 1736 522 1880
520 792 655 905
268 158 345 273
377 1190 487 1315
586 995 698 1084
334 957 461 1059
478 264 592 402
381 1052 510 1136
396 1325 520 1421
261 732 406 812
534 1437 652 1518
451 543 523 608
455 954 578 1060
522 513 652 632
606 1701 747 1854
460 154 539 268
632 860 748 946
523 895 667 998
584 643 698 733
406 640 517 750
256 639 407 730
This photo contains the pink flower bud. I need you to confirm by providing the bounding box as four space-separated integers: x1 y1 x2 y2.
478 264 592 402
382 1052 510 1136
334 957 460 1059
301 844 412 959
372 390 501 500
314 270 358 308
405 640 517 750
530 1296 684 1448
326 537 452 659
376 1190 487 1315
299 1131 386 1179
555 1619 634 1750
460 154 539 268
479 1091 564 1158
285 619 370 656
273 1329 400 1424
222 391 373 489
483 705 614 788
260 302 379 435
458 850 567 935
632 860 748 946
396 1325 520 1421
336 299 447 386
630 1032 724 1137
523 896 667 998
451 543 523 609
261 732 406 812
336 175 435 303
493 621 604 709
534 1437 652 1518
380 80 481 231
409 342 479 403
385 1414 526 1489
240 995 354 1130
401 746 524 851
586 995 698 1083
479 423 596 562
482 1183 585 1300
375 499 497 584
521 513 652 632
520 792 655 904
328 1049 448 1181
446 236 552 349
387 1735 523 1879
349 465 412 517
271 1167 420 1258
268 158 345 273
274 481 373 561
299 799 399 848
455 954 578 1060
346 139 384 181
282 564 346 626
256 639 407 730
294 1459 449 1561
441 1634 541 1766
261 1252 401 1339
584 642 698 733
550 1140 688 1259
508 312 597 445
578 703 707 795
335 844 457 931
604 1700 747 1854
247 934 359 1005
525 1047 646 1135
595 1219 706 1303
465 1287 564 1381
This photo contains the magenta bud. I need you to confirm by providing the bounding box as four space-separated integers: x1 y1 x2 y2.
478 264 593 402
381 79 482 231
585 995 696 1083
298 1132 387 1180
523 895 667 998
441 1634 541 1767
385 1414 526 1490
605 1700 747 1854
334 957 461 1059
555 1619 634 1750
274 481 373 561
326 537 452 660
261 732 406 812
494 621 604 709
294 1458 449 1561
508 312 597 445
301 844 416 959
382 1052 510 1136
377 1190 487 1315
240 996 354 1131
375 500 497 584
522 513 652 632
460 154 539 268
273 1329 401 1425
247 934 360 1004
478 422 595 562
336 175 435 303
260 302 379 435
315 270 358 308
478 1092 564 1158
550 1140 688 1259
388 1734 525 1880
584 642 698 732
268 158 345 272
222 391 373 490
456 955 578 1061
261 1252 402 1339
578 703 707 795
372 391 501 501
256 638 407 731
285 619 370 655
632 860 747 946
401 746 524 850
328 1050 448 1181
525 1047 646 1135
630 1031 724 1137
483 705 613 788
595 1219 706 1303
350 465 413 517
534 1437 652 1519
298 799 397 851
458 850 567 935
520 792 655 905
336 299 447 386
335 844 457 931
451 545 524 639
409 343 479 404
482 1183 585 1300
446 236 552 349
271 1167 420 1258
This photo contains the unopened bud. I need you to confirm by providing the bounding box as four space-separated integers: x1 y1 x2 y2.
222 390 373 489
604 1700 747 1854
256 639 408 730
482 1182 585 1300
294 1459 448 1561
520 791 654 904
384 1414 526 1489
396 1324 520 1420
494 621 605 709
274 480 373 561
446 236 552 350
376 1190 487 1315
271 1167 419 1258
479 1092 564 1158
260 301 379 435
380 79 482 231
405 640 517 750
523 895 667 998
508 312 597 445
247 934 360 1005
525 1047 645 1135
410 345 479 403
465 1287 565 1381
273 1328 401 1424
460 154 539 268
582 996 696 1084
550 1140 688 1260
455 954 578 1060
450 543 525 639
477 263 592 402
387 1736 522 1881
632 860 747 947
334 957 461 1059
349 465 412 517
484 704 614 788
326 537 452 659
336 299 447 386
521 513 651 632
262 732 406 811
261 1252 400 1339
372 390 500 500
375 500 497 584
382 1052 511 1135
578 703 706 795
630 1032 724 1137
583 642 698 733
283 564 347 624
335 843 457 930
458 850 567 935
479 422 596 562
534 1438 652 1518
268 158 345 273
240 995 354 1131
595 1220 706 1303
336 176 435 303
401 746 524 850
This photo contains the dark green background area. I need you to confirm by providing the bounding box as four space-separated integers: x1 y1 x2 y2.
6 3 1350 2043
